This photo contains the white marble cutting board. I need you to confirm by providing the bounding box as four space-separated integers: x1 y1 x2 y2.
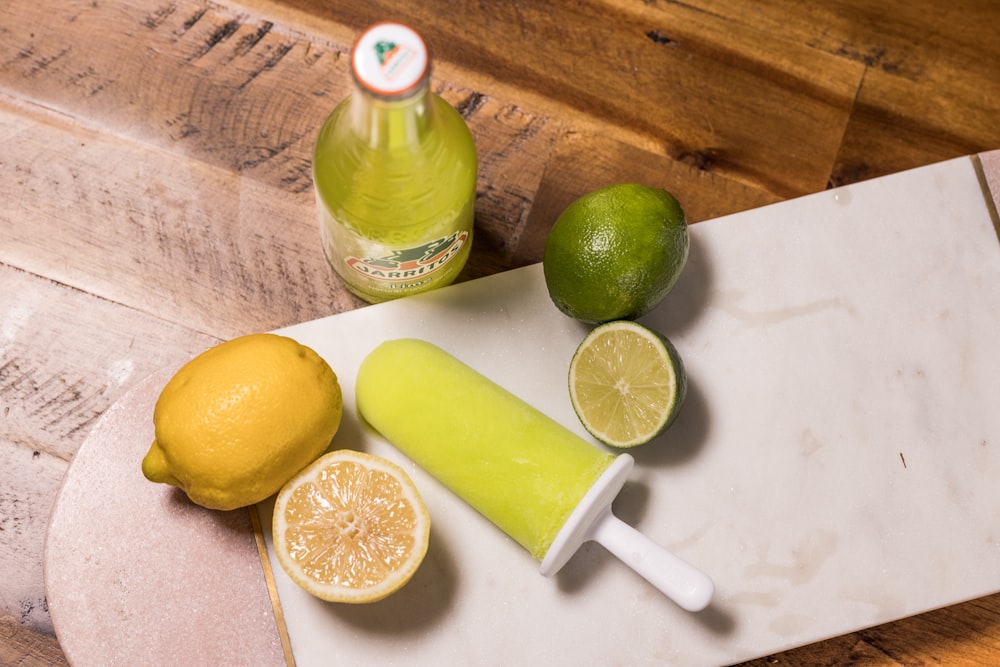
256 152 1000 665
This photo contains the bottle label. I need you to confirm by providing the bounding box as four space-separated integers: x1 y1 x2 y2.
345 231 468 285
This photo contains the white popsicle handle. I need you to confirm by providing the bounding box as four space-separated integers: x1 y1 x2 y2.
587 507 715 612
539 454 714 612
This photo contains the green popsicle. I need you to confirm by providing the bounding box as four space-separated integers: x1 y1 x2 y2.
356 338 714 612
356 338 614 560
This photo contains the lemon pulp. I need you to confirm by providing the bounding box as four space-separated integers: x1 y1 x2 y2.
272 449 430 603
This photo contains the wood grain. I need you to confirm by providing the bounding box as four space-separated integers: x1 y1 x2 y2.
250 0 865 197
671 0 1000 185
1 0 999 664
0 264 219 643
736 593 1000 667
0 621 67 667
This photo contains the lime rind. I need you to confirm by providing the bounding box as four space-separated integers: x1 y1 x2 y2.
568 321 687 448
542 184 689 324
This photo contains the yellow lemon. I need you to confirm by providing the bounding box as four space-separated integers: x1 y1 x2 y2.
272 449 431 603
142 333 342 510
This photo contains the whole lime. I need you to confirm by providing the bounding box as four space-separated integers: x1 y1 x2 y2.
542 183 689 323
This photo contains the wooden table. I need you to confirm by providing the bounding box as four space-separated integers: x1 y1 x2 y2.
2 1 998 664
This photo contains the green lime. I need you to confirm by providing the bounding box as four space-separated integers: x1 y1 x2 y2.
542 183 689 323
568 320 686 448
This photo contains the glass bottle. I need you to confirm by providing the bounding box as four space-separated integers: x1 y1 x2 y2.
313 22 478 303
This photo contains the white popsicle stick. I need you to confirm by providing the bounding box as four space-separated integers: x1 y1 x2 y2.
539 454 715 612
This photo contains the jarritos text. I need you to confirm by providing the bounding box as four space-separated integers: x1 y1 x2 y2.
347 231 468 286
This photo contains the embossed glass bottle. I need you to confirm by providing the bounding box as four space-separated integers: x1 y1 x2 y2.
313 22 477 303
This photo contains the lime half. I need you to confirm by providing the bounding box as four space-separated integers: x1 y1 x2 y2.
569 321 687 448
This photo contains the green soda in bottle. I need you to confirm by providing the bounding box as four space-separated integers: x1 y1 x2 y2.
313 22 478 303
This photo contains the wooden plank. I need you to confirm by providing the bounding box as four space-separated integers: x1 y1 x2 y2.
737 593 1000 667
248 0 863 197
855 594 1000 667
0 622 67 667
0 98 360 336
0 0 862 199
0 264 218 649
0 266 219 459
834 61 1000 185
662 0 1000 184
0 440 65 636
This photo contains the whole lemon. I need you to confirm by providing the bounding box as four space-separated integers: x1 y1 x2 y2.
543 183 689 323
141 333 342 510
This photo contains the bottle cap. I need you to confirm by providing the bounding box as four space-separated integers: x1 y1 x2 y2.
351 23 430 98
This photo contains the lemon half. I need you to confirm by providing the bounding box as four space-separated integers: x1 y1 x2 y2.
272 450 431 603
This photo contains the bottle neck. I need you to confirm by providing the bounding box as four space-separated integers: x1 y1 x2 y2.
348 83 432 149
